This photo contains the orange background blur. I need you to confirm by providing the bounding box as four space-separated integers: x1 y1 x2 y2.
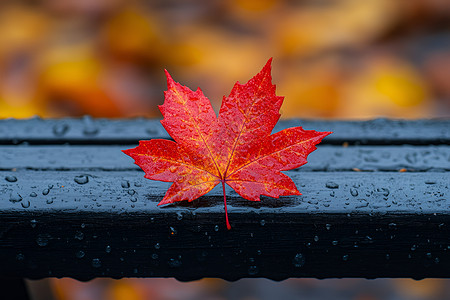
1 0 449 120
4 0 450 299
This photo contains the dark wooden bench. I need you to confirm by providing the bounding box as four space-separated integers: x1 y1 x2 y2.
1 118 449 297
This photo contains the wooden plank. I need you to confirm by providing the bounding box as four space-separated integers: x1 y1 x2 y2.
1 145 449 172
0 118 449 145
1 171 449 280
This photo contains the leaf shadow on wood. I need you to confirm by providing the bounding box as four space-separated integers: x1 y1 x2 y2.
147 195 299 209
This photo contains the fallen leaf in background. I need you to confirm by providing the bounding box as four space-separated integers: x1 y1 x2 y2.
272 0 400 58
101 7 165 64
279 58 344 118
38 44 123 117
339 55 431 119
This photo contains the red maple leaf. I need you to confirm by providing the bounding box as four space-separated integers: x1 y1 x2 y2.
123 59 331 229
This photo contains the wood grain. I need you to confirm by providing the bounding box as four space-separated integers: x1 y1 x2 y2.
0 118 449 280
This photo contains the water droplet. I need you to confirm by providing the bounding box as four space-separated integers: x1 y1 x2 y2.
326 224 331 230
435 257 440 264
75 231 84 240
314 235 319 242
248 266 259 275
411 245 417 251
30 192 37 197
376 187 390 197
21 200 30 208
105 245 111 253
91 258 101 268
426 252 432 259
326 181 339 189
293 253 305 268
350 188 358 197
332 240 338 246
76 251 85 258
46 199 53 204
342 254 349 261
16 253 25 261
214 225 219 232
130 197 137 203
168 258 182 268
5 175 17 182
152 253 159 260
30 219 38 228
154 243 160 249
81 223 86 228
74 175 89 184
42 189 50 195
36 234 51 246
9 192 22 203
169 227 177 236
128 189 136 195
48 184 54 189
82 116 99 136
52 123 69 136
121 180 130 188
260 219 266 226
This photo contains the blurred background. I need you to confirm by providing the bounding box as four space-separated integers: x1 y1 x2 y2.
2 0 449 299
1 0 449 120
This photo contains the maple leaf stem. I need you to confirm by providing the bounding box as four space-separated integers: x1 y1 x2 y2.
221 180 231 230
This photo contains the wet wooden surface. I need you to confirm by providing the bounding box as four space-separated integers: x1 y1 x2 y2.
0 118 449 280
